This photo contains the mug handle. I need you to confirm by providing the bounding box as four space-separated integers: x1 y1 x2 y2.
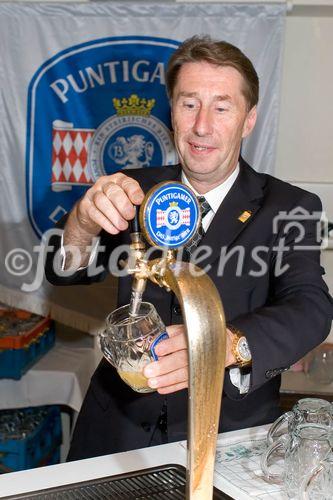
300 453 333 500
261 436 288 483
299 463 325 499
266 411 294 445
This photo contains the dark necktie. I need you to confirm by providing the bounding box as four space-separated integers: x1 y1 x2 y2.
184 195 212 257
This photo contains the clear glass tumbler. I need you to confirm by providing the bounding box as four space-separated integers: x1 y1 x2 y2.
308 349 333 385
99 302 168 393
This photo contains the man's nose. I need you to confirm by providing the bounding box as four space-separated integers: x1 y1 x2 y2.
193 107 213 136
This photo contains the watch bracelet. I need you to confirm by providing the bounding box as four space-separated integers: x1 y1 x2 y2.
227 324 252 368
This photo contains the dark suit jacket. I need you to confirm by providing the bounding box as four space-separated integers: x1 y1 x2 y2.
45 158 333 460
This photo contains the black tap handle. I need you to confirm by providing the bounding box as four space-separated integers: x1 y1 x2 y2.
130 205 140 233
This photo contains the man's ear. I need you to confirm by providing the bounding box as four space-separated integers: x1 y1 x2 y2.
242 105 257 138
170 103 175 131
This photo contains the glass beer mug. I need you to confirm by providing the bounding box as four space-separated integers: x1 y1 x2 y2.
266 398 332 445
99 302 168 393
261 423 332 498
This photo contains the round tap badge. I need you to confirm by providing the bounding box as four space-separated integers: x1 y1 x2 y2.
140 181 200 249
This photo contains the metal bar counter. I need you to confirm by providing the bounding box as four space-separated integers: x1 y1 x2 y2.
0 425 279 500
0 442 187 498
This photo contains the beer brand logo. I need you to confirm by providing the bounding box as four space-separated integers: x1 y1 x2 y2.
156 202 191 230
26 36 179 237
141 182 200 249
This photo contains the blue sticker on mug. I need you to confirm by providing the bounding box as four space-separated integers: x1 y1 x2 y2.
150 331 169 361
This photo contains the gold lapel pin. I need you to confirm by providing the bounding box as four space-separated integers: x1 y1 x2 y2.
238 210 252 223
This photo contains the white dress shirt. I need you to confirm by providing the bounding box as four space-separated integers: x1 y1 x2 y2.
181 164 240 232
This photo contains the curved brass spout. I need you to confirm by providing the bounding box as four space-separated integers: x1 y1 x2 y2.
163 260 226 499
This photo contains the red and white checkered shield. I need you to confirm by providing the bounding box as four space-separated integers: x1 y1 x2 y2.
51 120 95 191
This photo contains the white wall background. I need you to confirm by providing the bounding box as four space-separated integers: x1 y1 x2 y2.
273 4 333 341
275 4 333 203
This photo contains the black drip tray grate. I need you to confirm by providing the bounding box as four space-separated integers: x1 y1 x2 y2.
4 464 231 499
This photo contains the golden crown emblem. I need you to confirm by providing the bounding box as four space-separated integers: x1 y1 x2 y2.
169 202 178 207
113 94 155 116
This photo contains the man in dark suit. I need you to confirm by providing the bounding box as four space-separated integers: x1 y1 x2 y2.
45 36 333 460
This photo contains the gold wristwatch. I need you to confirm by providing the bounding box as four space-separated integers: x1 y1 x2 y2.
228 325 252 368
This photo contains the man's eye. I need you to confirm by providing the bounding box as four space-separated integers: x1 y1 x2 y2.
216 106 226 113
183 101 196 109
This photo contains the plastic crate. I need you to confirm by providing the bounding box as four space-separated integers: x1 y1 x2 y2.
0 323 55 380
38 446 61 468
0 406 62 473
0 309 52 350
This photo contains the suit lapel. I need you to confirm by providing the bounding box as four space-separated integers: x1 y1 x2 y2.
199 160 266 266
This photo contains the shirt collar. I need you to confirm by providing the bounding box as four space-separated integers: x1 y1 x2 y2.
181 164 240 214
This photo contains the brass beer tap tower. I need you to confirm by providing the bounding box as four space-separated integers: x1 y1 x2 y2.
126 181 227 499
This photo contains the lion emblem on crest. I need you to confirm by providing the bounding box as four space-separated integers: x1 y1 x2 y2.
108 134 154 169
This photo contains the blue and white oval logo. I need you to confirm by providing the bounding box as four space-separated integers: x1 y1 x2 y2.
142 182 200 249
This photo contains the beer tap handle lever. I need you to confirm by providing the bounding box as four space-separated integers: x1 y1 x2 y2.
129 205 140 235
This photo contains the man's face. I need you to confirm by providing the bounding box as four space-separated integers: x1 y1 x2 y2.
171 61 257 191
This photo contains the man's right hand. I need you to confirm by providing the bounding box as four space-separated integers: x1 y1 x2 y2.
62 172 145 268
73 172 145 237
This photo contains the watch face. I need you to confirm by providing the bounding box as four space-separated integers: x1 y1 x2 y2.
238 337 252 362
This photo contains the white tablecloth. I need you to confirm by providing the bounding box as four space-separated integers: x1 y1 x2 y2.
0 333 98 412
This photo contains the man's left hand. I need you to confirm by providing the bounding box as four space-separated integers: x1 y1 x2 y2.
143 325 188 394
143 324 237 394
